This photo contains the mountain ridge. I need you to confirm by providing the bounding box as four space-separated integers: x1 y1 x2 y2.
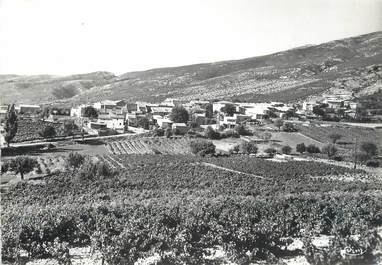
1 31 381 105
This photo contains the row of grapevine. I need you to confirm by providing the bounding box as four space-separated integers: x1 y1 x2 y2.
107 137 192 155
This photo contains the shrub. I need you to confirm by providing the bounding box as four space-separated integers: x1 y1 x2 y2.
77 159 114 181
65 152 85 170
232 144 240 154
366 160 380 168
190 140 216 156
322 144 337 158
1 162 9 173
282 123 297 132
239 141 258 154
153 128 165 137
205 126 220 139
332 156 343 161
222 129 240 138
165 128 172 138
220 104 236 116
296 143 306 154
234 124 252 136
306 144 320 154
356 151 371 162
360 142 378 157
274 119 284 130
36 164 43 174
281 145 292 155
38 125 57 138
84 106 98 119
264 148 277 157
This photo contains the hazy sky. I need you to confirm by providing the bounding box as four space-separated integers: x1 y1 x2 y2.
0 0 381 76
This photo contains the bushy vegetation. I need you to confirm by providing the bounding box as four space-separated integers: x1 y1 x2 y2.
282 122 297 132
77 158 115 181
322 144 338 158
6 156 39 180
190 140 216 156
281 145 292 155
38 125 57 138
170 105 189 123
264 147 277 157
296 143 306 154
306 144 321 154
205 126 221 139
65 152 85 171
239 141 258 154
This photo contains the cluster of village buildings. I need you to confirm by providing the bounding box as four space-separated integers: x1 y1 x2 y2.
0 90 363 136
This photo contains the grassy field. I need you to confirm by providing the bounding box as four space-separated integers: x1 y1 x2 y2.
297 123 382 152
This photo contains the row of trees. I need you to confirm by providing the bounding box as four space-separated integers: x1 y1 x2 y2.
1 152 113 180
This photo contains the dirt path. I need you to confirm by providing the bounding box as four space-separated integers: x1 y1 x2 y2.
200 162 267 180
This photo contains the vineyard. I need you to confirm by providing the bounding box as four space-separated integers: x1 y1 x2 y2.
106 137 192 155
13 118 64 142
2 153 382 264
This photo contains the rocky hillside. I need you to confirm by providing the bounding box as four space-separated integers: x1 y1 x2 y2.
1 31 381 105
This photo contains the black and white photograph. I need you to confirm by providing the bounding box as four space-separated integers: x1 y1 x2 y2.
1 0 382 264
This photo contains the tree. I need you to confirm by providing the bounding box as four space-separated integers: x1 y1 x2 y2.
281 145 292 155
296 143 306 154
165 128 172 138
328 133 342 144
77 158 114 181
205 103 213 119
264 147 277 157
9 156 38 180
322 144 337 158
38 125 56 138
221 104 236 116
137 117 150 130
360 142 378 157
282 123 297 132
205 126 220 139
40 107 50 121
65 152 85 171
306 144 321 154
274 119 284 131
235 124 251 136
62 120 78 138
190 140 216 156
239 141 258 154
84 106 98 119
171 106 189 123
232 144 240 154
4 104 18 147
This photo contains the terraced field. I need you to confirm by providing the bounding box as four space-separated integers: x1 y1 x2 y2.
106 137 192 155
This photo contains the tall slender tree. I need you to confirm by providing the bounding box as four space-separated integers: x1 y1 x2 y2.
4 104 18 147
